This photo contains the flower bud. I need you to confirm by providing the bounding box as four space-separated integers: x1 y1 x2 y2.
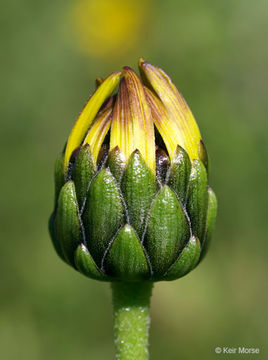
49 60 217 282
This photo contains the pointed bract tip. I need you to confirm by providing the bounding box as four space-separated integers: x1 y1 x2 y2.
113 145 120 152
192 236 200 246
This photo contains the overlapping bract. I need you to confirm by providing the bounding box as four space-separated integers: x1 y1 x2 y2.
49 60 217 282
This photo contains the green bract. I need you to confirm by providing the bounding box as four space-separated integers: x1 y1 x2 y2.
49 60 217 282
49 145 217 282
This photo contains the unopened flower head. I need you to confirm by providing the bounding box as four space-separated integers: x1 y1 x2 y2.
49 59 217 282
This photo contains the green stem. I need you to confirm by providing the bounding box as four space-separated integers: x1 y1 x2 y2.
111 282 153 360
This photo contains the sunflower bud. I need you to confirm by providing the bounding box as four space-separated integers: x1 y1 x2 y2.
49 60 217 282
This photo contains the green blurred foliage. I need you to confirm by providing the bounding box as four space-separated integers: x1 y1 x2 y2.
1 0 268 359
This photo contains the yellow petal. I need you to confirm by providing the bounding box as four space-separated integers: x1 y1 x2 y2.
110 78 133 163
64 71 121 171
83 108 112 165
145 87 180 160
122 67 156 172
110 68 155 172
139 59 201 161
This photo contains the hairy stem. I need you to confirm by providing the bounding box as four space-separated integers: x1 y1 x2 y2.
111 282 153 360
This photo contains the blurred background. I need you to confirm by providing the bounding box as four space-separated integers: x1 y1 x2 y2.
1 0 268 359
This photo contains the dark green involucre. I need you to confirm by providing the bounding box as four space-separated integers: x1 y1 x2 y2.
49 144 217 282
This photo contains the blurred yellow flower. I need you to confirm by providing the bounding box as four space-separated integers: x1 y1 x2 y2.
71 0 150 58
